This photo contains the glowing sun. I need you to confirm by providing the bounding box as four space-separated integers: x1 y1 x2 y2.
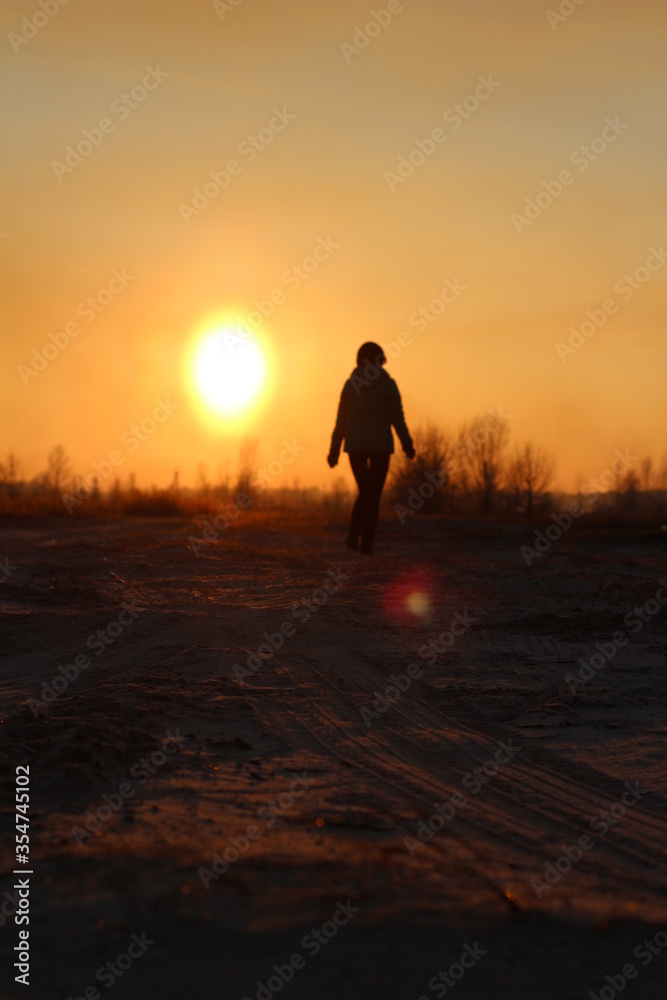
192 327 267 418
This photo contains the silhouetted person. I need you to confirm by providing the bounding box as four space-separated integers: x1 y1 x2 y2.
328 342 415 554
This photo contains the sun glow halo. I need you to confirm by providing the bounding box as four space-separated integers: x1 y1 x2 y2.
191 325 268 420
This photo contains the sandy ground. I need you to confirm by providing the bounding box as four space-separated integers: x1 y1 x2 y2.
0 510 666 1000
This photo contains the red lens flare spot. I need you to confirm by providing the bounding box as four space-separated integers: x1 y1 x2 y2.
382 569 436 623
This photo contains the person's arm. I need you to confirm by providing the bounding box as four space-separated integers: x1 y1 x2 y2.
327 382 349 466
388 380 415 458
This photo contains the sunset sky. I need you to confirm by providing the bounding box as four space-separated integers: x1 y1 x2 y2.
2 0 665 493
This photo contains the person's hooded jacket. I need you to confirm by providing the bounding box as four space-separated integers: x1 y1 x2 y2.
329 366 414 459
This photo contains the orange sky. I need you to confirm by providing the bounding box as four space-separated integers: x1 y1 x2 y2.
1 0 666 493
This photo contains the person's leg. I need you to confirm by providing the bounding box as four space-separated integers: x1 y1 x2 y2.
347 452 370 549
360 452 390 553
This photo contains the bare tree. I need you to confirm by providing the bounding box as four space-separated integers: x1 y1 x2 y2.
454 414 509 514
658 452 667 490
109 477 121 512
505 442 556 514
46 445 71 493
235 436 259 497
640 457 653 492
0 452 22 496
389 423 455 513
196 462 210 495
617 467 641 512
323 475 350 513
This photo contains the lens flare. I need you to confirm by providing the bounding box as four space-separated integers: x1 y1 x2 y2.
382 569 436 624
406 590 432 618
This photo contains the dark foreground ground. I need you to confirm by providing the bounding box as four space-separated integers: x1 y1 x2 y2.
0 511 666 1000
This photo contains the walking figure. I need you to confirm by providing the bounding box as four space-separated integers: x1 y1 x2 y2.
327 342 415 554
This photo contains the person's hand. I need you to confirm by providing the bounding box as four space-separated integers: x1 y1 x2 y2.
405 446 416 460
327 453 338 468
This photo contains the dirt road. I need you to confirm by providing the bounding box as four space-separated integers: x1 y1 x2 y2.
1 513 666 998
